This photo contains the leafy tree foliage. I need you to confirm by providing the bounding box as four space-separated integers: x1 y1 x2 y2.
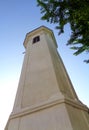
37 0 89 63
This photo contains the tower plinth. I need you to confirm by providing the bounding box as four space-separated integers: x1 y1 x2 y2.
5 26 89 130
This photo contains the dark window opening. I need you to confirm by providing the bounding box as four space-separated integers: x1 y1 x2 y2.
33 36 40 44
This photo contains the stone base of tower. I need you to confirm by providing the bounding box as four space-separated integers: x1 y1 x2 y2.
5 98 89 130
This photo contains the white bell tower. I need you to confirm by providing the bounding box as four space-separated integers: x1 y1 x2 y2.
5 26 89 130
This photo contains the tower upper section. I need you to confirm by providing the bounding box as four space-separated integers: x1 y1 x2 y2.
23 26 58 48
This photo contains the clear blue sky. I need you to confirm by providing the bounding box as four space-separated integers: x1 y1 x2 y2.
0 1 89 130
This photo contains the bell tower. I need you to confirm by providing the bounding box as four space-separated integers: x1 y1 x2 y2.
5 26 89 130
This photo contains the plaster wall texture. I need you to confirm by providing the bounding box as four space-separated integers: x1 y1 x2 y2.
7 104 73 130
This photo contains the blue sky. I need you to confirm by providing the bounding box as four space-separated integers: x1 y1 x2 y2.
0 0 89 130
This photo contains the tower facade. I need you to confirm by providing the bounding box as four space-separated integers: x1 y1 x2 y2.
5 26 89 130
